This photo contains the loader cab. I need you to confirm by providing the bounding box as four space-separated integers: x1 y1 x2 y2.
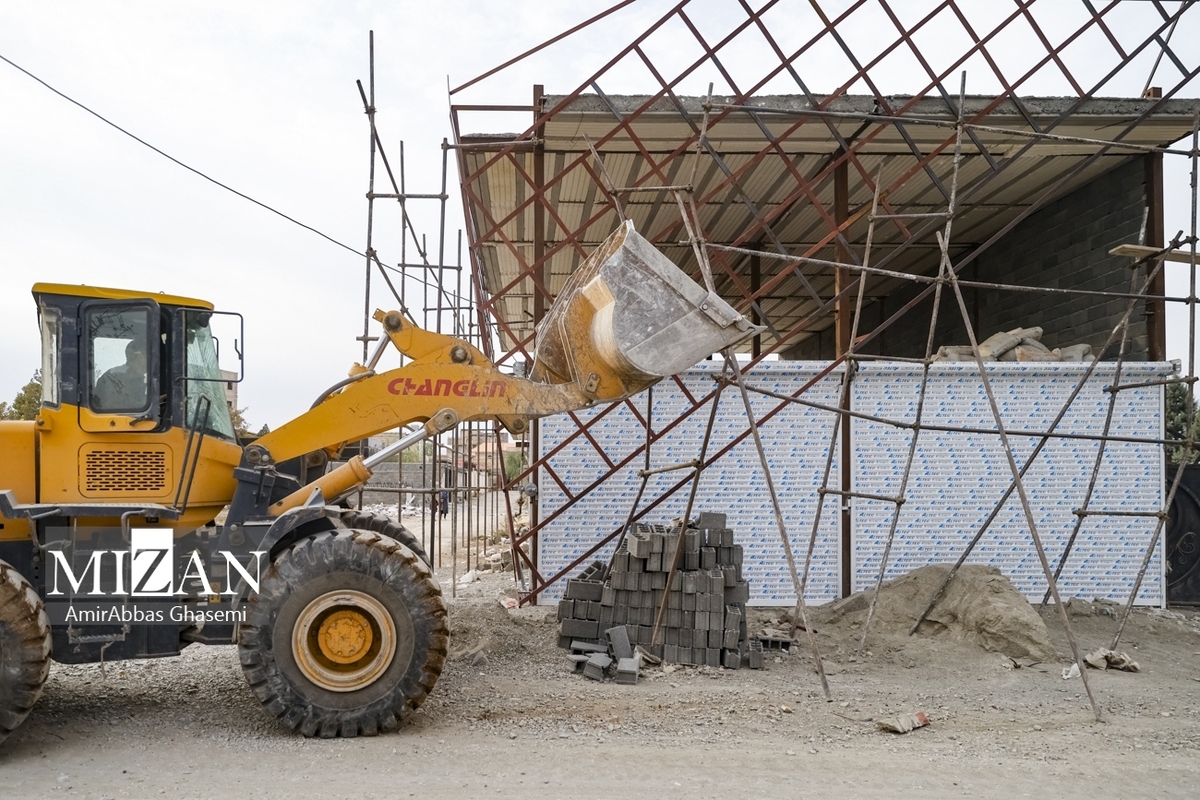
31 284 244 529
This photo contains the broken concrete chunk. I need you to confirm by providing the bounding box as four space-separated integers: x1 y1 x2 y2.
583 653 612 681
876 711 930 734
1056 343 1092 361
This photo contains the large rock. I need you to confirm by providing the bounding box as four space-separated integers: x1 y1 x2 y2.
814 564 1059 662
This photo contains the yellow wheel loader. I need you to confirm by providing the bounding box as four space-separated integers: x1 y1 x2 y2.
0 222 758 740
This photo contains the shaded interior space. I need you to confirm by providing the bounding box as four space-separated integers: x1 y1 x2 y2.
456 93 1198 366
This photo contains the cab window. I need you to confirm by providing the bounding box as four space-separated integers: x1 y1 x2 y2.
39 308 60 408
183 311 236 441
87 307 152 414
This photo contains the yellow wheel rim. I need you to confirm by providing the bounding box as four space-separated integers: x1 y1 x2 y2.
292 590 396 692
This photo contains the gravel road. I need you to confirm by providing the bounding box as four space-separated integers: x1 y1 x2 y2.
3 566 1198 799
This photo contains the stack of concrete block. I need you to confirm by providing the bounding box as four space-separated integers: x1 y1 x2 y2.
556 512 757 669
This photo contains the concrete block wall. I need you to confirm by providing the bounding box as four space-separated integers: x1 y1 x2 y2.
784 157 1151 361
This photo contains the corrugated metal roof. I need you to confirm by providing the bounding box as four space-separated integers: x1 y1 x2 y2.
458 94 1198 355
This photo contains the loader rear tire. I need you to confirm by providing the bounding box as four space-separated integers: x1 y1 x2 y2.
339 510 429 566
0 559 51 745
238 529 447 738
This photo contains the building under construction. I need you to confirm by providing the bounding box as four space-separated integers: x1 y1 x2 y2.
359 2 1200 629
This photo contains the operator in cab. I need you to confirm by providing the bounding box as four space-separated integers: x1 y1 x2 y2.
93 340 148 411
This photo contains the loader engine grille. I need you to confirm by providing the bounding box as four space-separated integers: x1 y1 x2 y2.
81 447 171 496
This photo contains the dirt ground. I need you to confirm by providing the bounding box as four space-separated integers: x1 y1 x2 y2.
2 558 1199 799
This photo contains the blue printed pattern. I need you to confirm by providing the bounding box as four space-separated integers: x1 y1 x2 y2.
538 362 845 606
538 361 1168 607
850 362 1168 606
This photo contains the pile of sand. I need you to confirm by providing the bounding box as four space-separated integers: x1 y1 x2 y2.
811 564 1060 662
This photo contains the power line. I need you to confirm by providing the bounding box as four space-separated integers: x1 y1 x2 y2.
0 51 364 259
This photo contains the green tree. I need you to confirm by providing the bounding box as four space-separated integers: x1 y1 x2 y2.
503 448 527 480
228 405 251 435
0 372 41 420
1167 382 1200 464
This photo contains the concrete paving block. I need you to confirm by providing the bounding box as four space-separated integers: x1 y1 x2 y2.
606 625 634 660
724 604 742 628
709 570 725 594
748 640 764 670
583 653 612 681
561 619 600 640
557 599 574 621
663 537 679 561
725 581 750 605
566 579 604 602
616 657 639 685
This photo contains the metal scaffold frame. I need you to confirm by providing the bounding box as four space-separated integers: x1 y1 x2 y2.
447 2 1199 630
351 33 532 598
358 2 1200 712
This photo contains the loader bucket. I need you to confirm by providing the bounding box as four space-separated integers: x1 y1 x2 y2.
530 221 762 403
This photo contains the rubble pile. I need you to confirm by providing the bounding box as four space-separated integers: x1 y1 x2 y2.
556 512 758 675
933 326 1093 363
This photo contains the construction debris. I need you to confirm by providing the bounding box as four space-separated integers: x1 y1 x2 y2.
557 512 756 671
876 711 931 734
1083 648 1140 672
932 326 1094 363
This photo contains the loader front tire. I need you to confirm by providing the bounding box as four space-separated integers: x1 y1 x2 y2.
238 530 447 738
339 510 429 566
0 559 51 745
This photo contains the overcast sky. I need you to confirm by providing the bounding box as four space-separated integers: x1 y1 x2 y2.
2 1 1197 430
